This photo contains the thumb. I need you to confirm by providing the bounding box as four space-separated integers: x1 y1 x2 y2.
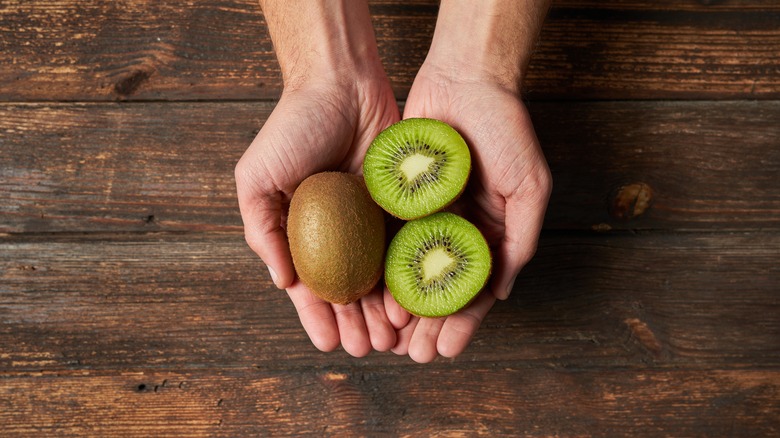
491 172 551 300
235 160 295 290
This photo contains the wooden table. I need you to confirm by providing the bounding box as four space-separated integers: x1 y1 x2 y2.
2 1 779 435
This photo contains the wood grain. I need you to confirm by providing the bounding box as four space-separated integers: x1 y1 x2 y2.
2 101 778 233
0 368 777 436
2 2 778 434
1 1 778 101
552 0 780 10
1 232 778 370
0 102 252 233
533 100 780 230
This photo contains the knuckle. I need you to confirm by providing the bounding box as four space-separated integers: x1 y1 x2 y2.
234 157 254 194
527 163 553 202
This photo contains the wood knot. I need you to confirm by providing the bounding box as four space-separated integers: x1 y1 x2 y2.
115 69 152 96
610 183 653 220
624 318 662 357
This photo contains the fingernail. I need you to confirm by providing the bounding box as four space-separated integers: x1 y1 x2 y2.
267 266 279 287
505 275 518 299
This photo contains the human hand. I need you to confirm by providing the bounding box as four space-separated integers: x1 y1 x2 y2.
235 0 412 356
235 75 408 357
240 0 550 361
393 57 552 363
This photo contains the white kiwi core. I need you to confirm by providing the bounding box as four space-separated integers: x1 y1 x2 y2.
399 153 435 182
421 247 456 282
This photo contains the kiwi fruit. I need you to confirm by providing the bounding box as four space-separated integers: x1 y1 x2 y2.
363 118 471 220
287 172 385 304
385 212 491 317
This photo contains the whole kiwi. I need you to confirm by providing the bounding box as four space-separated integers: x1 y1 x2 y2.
287 172 386 304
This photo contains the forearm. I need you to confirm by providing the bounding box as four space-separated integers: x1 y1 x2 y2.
259 0 383 87
425 0 551 92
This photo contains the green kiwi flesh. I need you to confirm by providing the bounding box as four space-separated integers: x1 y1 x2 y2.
363 118 471 220
385 212 491 317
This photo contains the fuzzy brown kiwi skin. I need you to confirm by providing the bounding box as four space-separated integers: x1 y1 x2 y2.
287 172 386 305
327 268 382 305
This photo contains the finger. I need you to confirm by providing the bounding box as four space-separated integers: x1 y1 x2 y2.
391 317 419 356
360 289 397 351
437 292 496 358
235 161 295 290
407 317 446 363
286 282 340 352
383 287 411 329
332 302 372 358
244 202 295 289
492 172 551 300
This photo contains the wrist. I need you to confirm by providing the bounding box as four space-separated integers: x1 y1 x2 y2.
261 0 385 91
423 0 550 93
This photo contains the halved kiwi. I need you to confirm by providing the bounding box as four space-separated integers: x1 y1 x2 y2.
385 212 491 318
363 118 471 220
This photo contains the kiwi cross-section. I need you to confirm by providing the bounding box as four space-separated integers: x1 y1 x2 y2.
363 118 471 220
385 212 491 318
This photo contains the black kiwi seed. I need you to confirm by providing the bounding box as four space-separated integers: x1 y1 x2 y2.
389 142 444 184
403 237 469 293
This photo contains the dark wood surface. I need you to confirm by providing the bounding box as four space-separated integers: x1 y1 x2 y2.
2 101 778 233
2 232 778 370
1 0 779 436
2 0 779 101
2 369 778 436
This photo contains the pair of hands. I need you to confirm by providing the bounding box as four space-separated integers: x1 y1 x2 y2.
235 62 551 363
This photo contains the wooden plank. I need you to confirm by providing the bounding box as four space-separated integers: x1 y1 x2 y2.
0 368 777 436
534 100 780 231
1 232 778 371
2 101 778 233
534 7 780 99
0 102 253 233
552 0 780 10
1 1 778 101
